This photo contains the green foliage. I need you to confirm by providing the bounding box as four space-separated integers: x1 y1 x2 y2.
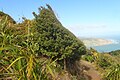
33 5 86 61
1 5 120 80
82 54 94 63
83 48 120 80
83 49 113 69
0 12 58 80
105 64 120 80
0 5 86 80
96 54 111 69
104 50 120 80
109 50 120 56
0 11 16 24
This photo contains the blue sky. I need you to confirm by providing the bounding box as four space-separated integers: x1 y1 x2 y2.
0 0 120 38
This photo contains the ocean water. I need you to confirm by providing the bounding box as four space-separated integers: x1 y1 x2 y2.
92 36 120 52
93 43 120 52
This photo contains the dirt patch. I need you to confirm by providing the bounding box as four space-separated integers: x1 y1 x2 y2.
80 60 102 80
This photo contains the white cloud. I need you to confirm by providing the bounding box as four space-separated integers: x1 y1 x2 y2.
65 23 120 37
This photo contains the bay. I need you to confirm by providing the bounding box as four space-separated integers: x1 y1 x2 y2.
92 36 120 52
93 43 120 53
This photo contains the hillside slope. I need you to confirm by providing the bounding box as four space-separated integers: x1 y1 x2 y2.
0 11 16 24
0 5 87 80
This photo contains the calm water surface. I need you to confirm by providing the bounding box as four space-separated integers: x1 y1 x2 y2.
92 37 120 52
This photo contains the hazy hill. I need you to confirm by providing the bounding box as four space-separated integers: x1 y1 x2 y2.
80 37 117 47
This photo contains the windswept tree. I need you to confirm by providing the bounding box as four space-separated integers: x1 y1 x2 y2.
33 5 86 63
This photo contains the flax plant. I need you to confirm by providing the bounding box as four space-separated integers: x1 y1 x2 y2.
0 17 56 80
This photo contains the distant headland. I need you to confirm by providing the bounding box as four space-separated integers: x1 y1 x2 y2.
79 37 118 47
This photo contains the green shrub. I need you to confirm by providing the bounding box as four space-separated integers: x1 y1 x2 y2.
105 64 120 80
0 5 86 80
33 5 86 61
0 13 57 80
82 55 94 63
96 54 111 69
109 50 120 56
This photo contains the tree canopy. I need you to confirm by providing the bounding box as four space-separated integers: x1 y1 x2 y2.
33 5 86 60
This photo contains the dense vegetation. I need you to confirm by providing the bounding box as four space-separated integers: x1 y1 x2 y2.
109 50 120 56
0 5 86 80
33 5 86 61
0 11 16 24
82 48 120 80
0 4 120 80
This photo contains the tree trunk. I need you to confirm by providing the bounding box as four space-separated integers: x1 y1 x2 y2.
64 58 66 70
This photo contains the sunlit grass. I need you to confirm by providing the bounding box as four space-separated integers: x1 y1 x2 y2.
0 17 57 80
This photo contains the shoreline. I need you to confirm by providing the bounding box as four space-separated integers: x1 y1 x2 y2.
80 38 118 47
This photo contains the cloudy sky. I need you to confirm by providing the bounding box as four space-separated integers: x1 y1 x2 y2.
0 0 120 38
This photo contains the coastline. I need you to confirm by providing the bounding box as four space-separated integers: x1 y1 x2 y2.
80 38 118 47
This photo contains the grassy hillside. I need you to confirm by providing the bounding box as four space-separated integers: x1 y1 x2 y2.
0 5 120 80
0 5 86 80
0 11 16 24
82 48 120 80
